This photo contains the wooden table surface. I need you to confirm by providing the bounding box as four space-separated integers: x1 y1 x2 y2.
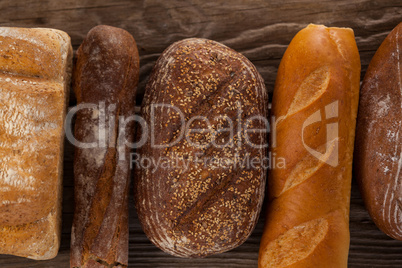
0 0 401 267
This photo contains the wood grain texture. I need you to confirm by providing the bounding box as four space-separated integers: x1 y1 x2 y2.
0 0 401 267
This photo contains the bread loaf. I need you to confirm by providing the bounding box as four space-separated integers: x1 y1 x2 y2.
70 25 139 267
354 22 402 241
0 27 72 259
134 38 268 257
258 24 360 267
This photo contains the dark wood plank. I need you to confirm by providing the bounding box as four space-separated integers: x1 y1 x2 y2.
0 0 401 267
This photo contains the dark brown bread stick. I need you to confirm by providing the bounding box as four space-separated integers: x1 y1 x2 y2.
71 25 139 267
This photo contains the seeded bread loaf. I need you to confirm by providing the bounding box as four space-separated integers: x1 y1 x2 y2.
71 25 139 267
258 24 360 267
134 38 268 257
354 22 402 241
0 27 72 260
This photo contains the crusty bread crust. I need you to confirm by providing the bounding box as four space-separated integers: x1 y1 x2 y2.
354 22 402 241
259 24 360 267
0 27 72 260
71 25 139 267
135 38 268 258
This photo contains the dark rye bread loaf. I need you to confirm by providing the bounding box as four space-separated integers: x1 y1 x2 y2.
354 22 402 241
134 38 268 257
71 25 139 267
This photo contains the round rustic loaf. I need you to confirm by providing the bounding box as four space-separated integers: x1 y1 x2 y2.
134 38 268 257
354 22 402 241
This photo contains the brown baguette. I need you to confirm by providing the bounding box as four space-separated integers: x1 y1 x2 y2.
354 22 402 241
70 25 139 267
134 38 268 257
259 24 360 267
0 27 72 260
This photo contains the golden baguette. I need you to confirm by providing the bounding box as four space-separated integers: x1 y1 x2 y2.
259 24 360 267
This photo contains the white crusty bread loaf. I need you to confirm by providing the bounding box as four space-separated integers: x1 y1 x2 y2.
0 27 72 260
259 24 360 267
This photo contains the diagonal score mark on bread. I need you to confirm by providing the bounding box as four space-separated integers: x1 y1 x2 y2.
327 29 348 62
284 66 330 119
260 218 329 268
280 138 339 195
